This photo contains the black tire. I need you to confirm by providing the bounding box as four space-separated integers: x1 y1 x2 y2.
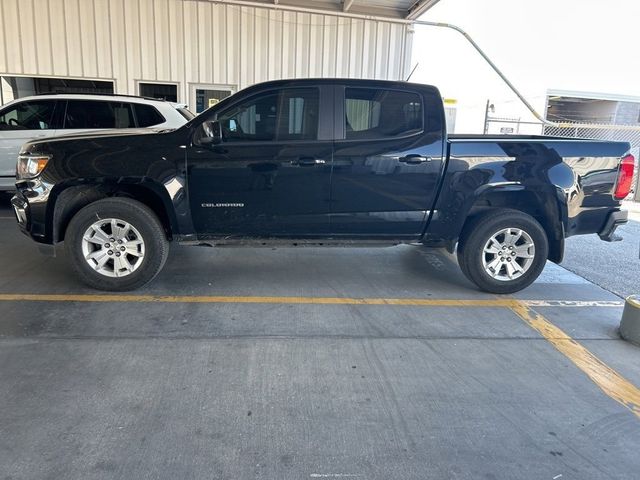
457 209 548 294
64 197 169 291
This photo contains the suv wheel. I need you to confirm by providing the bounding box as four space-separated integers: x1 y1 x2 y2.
64 197 169 291
457 209 548 294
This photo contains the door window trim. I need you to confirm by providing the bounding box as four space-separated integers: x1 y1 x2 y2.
191 85 333 146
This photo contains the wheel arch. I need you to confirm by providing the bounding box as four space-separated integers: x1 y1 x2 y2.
458 184 566 263
49 180 179 243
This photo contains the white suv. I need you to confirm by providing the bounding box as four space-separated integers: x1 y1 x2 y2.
0 94 194 191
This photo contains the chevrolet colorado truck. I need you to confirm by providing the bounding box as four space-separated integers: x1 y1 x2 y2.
11 79 635 293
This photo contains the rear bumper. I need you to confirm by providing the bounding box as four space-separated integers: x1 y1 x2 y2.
598 210 628 242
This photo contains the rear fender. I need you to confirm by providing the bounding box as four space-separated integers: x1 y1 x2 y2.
427 182 567 263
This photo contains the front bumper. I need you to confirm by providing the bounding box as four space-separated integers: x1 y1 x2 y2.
598 210 628 242
11 179 54 250
10 193 29 229
11 191 56 256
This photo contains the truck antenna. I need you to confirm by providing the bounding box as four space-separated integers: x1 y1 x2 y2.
405 63 419 82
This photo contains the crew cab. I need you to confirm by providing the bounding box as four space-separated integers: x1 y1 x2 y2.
11 79 635 293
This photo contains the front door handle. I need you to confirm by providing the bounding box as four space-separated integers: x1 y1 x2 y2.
293 157 326 166
398 154 431 164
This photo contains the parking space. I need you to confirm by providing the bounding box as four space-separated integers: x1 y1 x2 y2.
1 198 639 479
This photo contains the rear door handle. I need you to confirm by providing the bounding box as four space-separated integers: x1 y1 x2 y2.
398 154 431 164
293 157 326 166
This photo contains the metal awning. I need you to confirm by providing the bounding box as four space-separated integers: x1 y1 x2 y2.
229 0 440 19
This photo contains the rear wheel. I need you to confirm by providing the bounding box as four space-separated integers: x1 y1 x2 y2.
64 197 169 291
457 209 548 294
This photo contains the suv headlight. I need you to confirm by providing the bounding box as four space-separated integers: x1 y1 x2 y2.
16 154 50 179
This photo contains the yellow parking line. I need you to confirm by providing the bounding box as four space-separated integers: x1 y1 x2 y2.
0 293 515 306
510 301 640 420
0 293 624 307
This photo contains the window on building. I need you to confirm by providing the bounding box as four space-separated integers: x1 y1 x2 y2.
196 88 233 113
139 83 178 102
0 76 114 102
64 100 135 129
0 100 58 130
33 78 114 95
344 88 423 139
214 88 319 142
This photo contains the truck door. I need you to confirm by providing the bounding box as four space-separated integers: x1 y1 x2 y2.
330 85 445 238
187 86 333 237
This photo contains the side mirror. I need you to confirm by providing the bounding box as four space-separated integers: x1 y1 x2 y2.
201 120 223 145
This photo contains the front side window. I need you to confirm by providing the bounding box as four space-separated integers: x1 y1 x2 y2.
345 88 423 139
0 100 57 130
64 101 135 129
212 88 319 143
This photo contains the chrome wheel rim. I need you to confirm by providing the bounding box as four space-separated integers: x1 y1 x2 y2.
482 227 535 282
81 218 145 278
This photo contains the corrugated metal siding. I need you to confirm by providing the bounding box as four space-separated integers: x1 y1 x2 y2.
0 0 413 104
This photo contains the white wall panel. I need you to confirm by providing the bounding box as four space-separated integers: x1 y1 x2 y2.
0 0 413 104
17 0 37 74
33 0 54 75
109 0 127 91
3 1 22 74
78 0 98 78
94 0 113 79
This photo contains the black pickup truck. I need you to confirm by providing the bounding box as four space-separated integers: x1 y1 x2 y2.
11 79 635 293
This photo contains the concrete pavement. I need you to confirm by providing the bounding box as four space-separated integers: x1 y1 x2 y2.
1 198 639 480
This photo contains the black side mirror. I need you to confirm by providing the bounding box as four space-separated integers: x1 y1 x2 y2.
211 120 223 144
201 120 223 145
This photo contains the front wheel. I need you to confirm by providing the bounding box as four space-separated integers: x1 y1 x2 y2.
457 209 549 294
64 197 169 291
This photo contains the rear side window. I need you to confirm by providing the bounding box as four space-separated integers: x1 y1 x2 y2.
0 100 58 130
344 88 422 139
133 104 166 127
64 101 135 129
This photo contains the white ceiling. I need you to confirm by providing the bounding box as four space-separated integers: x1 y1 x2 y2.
236 0 441 19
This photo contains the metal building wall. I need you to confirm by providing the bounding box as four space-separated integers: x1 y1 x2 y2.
0 0 413 105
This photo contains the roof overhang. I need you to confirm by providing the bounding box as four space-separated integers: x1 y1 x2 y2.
217 0 440 20
547 89 640 105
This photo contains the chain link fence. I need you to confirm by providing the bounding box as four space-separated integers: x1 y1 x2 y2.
485 117 640 198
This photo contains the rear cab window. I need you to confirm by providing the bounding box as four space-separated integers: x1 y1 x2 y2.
344 88 423 140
